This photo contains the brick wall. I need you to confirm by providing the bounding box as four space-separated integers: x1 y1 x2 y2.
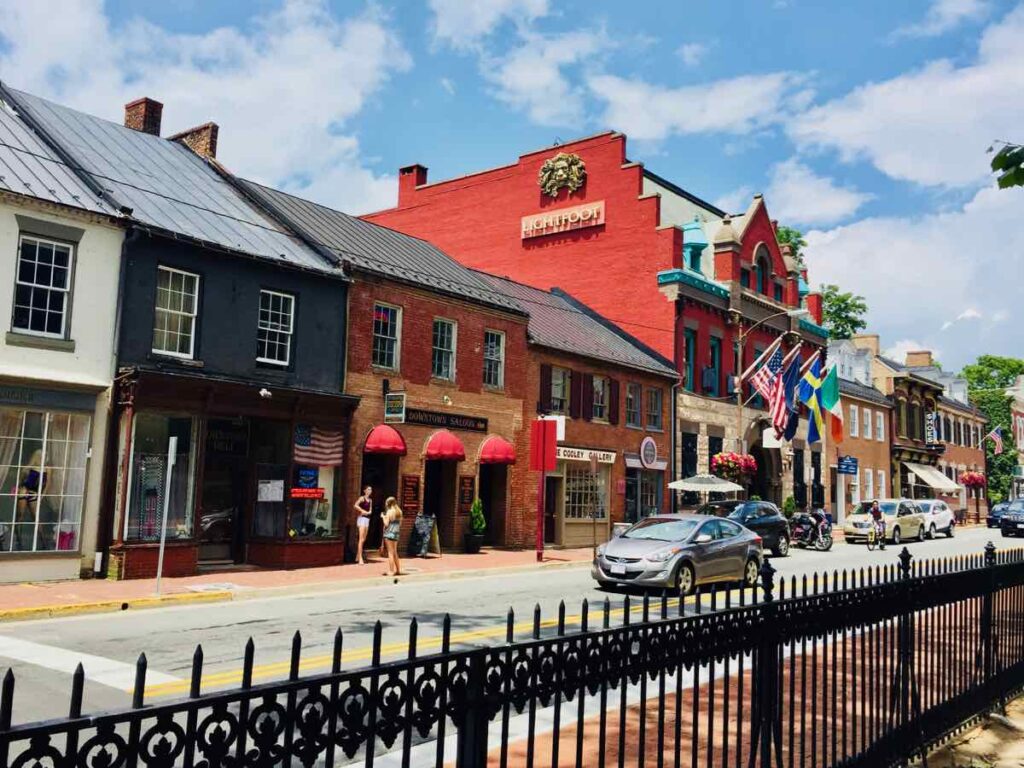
835 395 892 511
248 539 343 569
345 275 531 551
108 542 197 580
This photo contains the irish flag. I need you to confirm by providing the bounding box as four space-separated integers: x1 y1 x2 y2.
820 363 843 444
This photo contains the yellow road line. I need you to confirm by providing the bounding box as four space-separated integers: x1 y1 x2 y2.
142 594 715 698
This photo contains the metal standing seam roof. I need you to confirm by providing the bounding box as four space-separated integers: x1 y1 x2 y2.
839 377 892 407
476 273 678 378
0 97 115 216
6 87 332 273
238 179 522 314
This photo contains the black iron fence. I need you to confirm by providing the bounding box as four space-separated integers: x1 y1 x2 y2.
2 544 1024 768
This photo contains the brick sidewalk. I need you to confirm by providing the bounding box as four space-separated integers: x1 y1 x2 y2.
0 546 594 622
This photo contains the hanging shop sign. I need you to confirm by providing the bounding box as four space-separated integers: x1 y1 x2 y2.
458 476 476 514
837 456 859 475
405 408 487 432
557 446 616 464
639 437 659 469
925 411 938 446
401 474 421 515
521 200 605 240
384 392 407 424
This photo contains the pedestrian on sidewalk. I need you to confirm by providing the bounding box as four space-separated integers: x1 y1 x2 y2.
354 486 373 564
382 496 403 577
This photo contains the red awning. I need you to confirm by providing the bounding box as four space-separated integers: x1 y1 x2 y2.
479 436 516 464
424 430 466 461
363 424 407 455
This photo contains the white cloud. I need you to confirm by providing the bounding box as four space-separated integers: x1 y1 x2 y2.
789 5 1024 188
440 77 456 95
0 0 410 214
429 0 549 50
484 30 609 126
714 186 754 215
893 0 990 38
677 42 710 67
587 71 808 141
884 340 934 365
940 307 983 330
764 158 872 226
806 184 1024 370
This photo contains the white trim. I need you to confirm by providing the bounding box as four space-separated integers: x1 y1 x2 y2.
848 404 859 437
862 407 872 440
12 234 75 340
876 411 885 443
371 302 402 371
482 329 505 389
256 289 295 367
431 316 457 381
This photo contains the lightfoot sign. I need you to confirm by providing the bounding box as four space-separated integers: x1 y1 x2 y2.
521 200 605 240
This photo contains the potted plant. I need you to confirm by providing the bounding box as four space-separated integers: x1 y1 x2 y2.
464 498 486 554
961 471 986 524
782 495 797 520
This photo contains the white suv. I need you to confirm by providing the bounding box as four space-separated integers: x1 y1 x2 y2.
915 499 955 539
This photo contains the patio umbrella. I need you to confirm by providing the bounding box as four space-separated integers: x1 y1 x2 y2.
668 473 744 494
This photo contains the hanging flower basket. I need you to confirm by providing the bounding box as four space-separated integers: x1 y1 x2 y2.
961 471 986 489
711 452 757 484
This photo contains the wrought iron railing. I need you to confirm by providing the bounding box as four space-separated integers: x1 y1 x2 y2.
1 544 1023 768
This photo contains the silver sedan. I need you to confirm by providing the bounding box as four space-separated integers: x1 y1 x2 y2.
592 513 763 595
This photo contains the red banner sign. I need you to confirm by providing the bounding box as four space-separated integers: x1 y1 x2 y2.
530 419 558 472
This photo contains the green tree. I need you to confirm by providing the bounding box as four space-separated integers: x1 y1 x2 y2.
776 226 807 268
962 355 1024 503
991 142 1024 189
820 284 868 339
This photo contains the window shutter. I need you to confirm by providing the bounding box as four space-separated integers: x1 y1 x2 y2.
608 379 620 425
539 364 552 413
581 373 594 421
568 370 582 419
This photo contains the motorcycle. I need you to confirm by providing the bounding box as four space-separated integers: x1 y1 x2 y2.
790 509 834 551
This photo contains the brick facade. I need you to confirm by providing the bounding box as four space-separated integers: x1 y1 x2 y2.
344 274 531 553
833 392 893 519
936 402 988 519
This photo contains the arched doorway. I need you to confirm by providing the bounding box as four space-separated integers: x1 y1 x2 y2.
361 425 406 549
746 418 782 504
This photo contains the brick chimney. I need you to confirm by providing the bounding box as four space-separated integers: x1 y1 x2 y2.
852 334 880 356
169 122 219 159
124 98 163 136
398 164 428 206
905 350 934 368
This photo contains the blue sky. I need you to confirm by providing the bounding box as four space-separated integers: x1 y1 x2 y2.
1 0 1022 370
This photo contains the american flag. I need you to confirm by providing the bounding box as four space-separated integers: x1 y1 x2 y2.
294 425 345 466
750 347 784 401
985 426 1004 455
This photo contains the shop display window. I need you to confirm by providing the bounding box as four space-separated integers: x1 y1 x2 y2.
564 463 608 520
288 464 341 539
126 413 197 541
0 409 90 553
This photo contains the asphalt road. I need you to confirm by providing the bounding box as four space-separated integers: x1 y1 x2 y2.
0 526 1003 725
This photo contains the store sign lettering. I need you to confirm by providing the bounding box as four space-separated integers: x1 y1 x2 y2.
405 408 488 432
556 446 616 464
521 201 605 240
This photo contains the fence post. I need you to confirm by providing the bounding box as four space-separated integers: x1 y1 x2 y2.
981 541 1001 713
456 648 490 768
749 558 781 768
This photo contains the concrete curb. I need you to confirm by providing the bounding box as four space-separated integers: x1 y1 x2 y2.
0 558 593 623
0 589 234 623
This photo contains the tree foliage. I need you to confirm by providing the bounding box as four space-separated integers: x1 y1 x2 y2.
962 355 1024 503
775 226 807 268
820 284 868 339
991 142 1024 189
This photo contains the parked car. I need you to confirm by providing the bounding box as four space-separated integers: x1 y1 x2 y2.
988 502 1010 529
697 500 791 556
843 499 927 545
999 500 1024 538
915 499 955 539
592 514 763 596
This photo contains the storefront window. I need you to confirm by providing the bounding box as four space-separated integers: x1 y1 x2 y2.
640 471 661 516
564 463 607 520
126 413 197 541
0 409 89 553
288 464 341 539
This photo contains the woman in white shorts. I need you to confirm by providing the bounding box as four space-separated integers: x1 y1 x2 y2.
354 485 373 564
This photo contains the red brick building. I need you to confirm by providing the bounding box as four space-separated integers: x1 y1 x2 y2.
364 132 829 506
478 274 677 547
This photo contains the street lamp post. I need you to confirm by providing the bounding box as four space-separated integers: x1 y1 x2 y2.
733 308 810 455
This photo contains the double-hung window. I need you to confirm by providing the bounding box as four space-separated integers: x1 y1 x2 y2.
550 367 571 415
12 235 74 338
483 330 504 388
625 383 642 427
372 303 400 369
592 377 609 421
152 266 199 358
877 469 886 497
256 290 294 366
863 408 872 440
849 404 859 437
431 319 456 380
863 468 873 501
876 411 885 442
646 388 664 430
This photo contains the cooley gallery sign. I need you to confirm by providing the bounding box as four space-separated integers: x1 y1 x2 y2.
521 200 605 240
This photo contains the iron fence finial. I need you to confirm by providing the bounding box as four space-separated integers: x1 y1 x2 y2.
985 540 996 567
759 557 776 602
898 547 913 578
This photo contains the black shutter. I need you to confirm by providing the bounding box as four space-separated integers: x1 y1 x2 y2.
569 370 582 419
581 373 594 421
539 364 552 413
608 379 620 425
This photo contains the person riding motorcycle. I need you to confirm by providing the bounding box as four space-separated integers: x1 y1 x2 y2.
869 500 886 550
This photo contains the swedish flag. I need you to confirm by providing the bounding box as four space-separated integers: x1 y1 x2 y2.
799 358 826 444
